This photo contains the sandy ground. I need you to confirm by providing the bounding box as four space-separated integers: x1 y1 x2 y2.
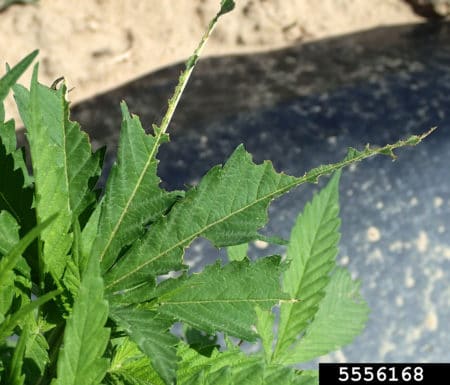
0 0 423 123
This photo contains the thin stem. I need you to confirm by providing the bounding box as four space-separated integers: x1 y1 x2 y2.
156 7 227 135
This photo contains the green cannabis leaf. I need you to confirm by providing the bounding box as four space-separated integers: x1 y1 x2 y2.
176 341 261 385
108 337 166 385
255 306 275 363
14 66 103 280
0 50 38 122
0 1 435 384
0 216 56 330
7 323 28 385
273 171 341 361
85 102 181 274
177 340 316 385
0 120 34 199
158 257 290 341
278 267 369 364
104 132 433 304
256 174 369 366
104 146 297 301
53 250 110 385
0 210 20 257
111 308 178 385
0 51 36 257
227 243 249 261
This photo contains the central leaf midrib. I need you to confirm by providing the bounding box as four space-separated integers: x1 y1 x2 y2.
161 298 287 305
98 126 162 264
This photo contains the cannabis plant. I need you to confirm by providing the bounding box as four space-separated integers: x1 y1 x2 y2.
0 1 433 384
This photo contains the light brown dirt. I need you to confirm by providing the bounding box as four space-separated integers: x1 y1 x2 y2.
0 0 422 122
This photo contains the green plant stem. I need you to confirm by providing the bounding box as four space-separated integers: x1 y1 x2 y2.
156 5 225 136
